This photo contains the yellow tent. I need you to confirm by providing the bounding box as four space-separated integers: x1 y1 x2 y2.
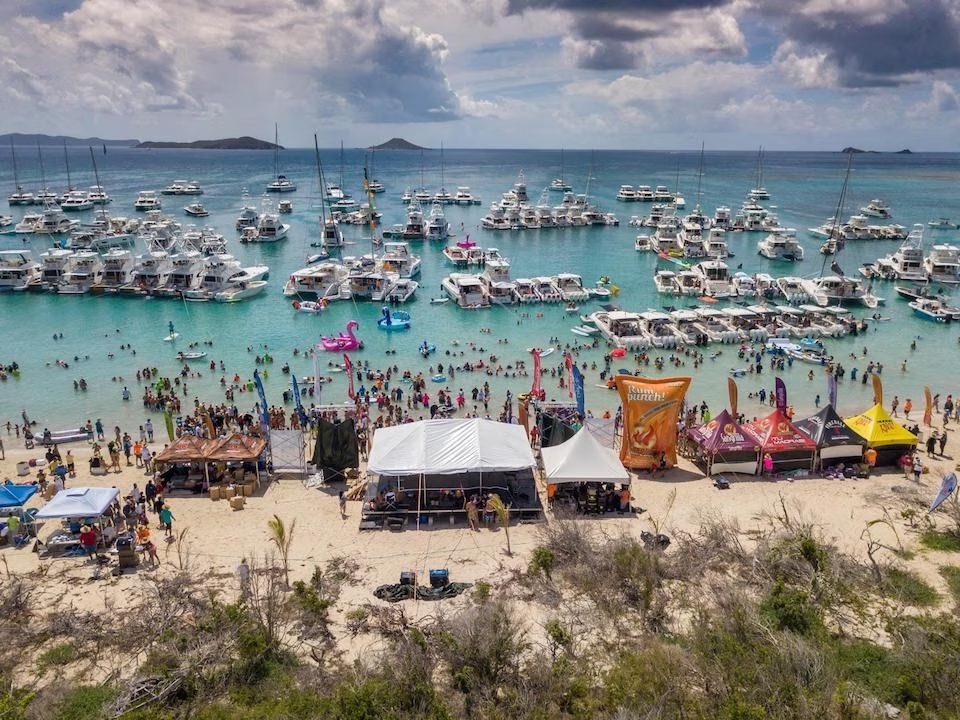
843 404 918 447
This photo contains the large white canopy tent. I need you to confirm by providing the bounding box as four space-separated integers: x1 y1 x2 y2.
35 486 120 520
541 426 630 485
367 418 535 475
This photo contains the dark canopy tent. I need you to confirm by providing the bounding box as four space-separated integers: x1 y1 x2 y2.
795 405 868 469
743 409 817 472
687 409 759 476
311 417 360 483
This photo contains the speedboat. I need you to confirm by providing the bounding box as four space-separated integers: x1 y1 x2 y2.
214 279 268 302
278 200 293 214
513 278 539 303
533 276 563 302
386 278 419 303
0 250 41 291
928 218 959 230
453 187 481 205
553 273 590 301
654 270 680 295
254 212 289 241
184 202 209 217
590 310 648 350
133 191 162 211
909 297 956 323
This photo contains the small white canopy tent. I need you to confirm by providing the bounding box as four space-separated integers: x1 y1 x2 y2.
367 418 535 475
35 486 120 519
541 426 630 485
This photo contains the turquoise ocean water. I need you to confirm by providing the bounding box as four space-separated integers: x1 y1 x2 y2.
1 145 959 433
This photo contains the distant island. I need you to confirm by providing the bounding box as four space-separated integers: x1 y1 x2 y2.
369 138 425 151
0 133 138 147
841 146 912 154
136 136 279 150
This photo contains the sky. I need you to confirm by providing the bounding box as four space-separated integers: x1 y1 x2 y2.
2 0 960 150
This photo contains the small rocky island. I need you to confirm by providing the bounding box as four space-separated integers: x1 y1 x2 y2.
841 146 912 154
136 136 279 150
369 138 425 151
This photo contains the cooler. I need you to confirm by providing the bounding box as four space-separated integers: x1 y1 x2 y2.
399 570 417 586
429 569 449 588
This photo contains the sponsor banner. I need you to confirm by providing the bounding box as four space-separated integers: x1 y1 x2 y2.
615 375 691 470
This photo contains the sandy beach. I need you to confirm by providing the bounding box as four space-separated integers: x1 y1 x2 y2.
2 408 958 672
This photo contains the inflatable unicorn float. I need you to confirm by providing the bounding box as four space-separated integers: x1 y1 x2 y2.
320 320 362 352
377 306 411 331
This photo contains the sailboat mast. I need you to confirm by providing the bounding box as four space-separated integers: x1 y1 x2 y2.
313 134 328 226
820 153 854 275
273 123 280 179
89 146 102 190
37 144 47 195
63 141 72 191
695 141 705 212
10 140 21 193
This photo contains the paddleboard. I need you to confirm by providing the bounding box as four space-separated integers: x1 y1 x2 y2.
571 328 591 337
527 347 556 357
163 332 180 342
326 366 344 373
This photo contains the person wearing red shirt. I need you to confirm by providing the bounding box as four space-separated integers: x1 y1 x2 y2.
78 525 98 559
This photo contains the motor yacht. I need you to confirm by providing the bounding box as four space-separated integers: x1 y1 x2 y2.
278 199 293 214
236 201 259 230
13 213 41 234
757 228 804 261
282 262 350 299
924 244 960 284
88 185 111 205
346 267 399 303
60 190 93 212
133 191 161 211
157 249 206 296
639 310 684 348
92 248 137 293
37 248 76 290
553 273 589 301
635 185 655 202
692 307 741 344
513 278 539 303
8 186 35 206
874 225 925 281
801 275 878 309
702 228 731 259
860 198 892 219
126 248 174 295
651 218 683 255
616 185 638 202
453 187 481 205
441 273 490 309
380 242 422 278
184 202 209 218
654 270 680 295
266 174 296 193
56 250 104 294
532 276 563 302
0 250 41 291
480 259 516 305
691 260 735 298
590 310 648 350
254 211 289 242
36 207 79 234
214 279 268 302
425 203 450 241
635 234 653 252
385 278 418 303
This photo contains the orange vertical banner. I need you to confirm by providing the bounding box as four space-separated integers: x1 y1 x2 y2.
923 386 933 427
728 378 738 418
614 375 691 470
872 374 883 407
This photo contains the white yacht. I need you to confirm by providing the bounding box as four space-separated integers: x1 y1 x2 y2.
127 248 174 294
532 276 563 302
635 234 653 252
676 270 705 296
60 190 93 212
425 202 450 241
776 276 812 305
874 224 925 281
318 216 345 250
282 262 350 299
590 310 648 350
88 185 111 205
93 248 137 293
480 259 516 305
401 203 427 240
36 207 79 234
481 205 509 231
442 243 485 267
134 191 162 211
757 228 804 261
615 185 638 202
712 206 733 231
691 260 735 297
38 248 76 290
860 198 892 219
254 211 289 242
346 267 399 302
553 273 589 301
638 310 684 348
441 273 490 309
654 270 680 295
693 307 741 344
453 187 481 205
236 201 259 230
380 242 421 278
924 244 960 284
56 250 104 294
801 275 878 308
702 228 731 259
158 249 206 296
513 278 539 303
385 278 418 303
8 186 35 206
162 180 187 195
266 174 296 193
214 279 268 303
13 213 41 234
651 218 683 255
0 250 41 291
635 185 655 202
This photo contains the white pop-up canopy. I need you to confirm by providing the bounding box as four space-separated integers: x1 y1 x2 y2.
367 418 535 475
541 426 630 485
35 486 120 519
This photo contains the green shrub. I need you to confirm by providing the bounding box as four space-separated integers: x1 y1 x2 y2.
919 530 960 552
37 642 77 672
882 568 939 607
940 565 960 605
52 685 115 720
760 580 823 636
528 546 556 578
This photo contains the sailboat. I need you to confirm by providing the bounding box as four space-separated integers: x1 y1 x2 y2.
59 143 93 211
802 154 879 309
34 146 59 206
265 124 296 193
366 148 385 194
433 143 453 204
7 141 34 205
88 146 111 205
314 136 344 251
549 149 572 192
747 147 770 201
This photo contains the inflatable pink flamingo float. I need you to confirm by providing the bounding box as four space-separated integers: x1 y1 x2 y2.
320 320 361 352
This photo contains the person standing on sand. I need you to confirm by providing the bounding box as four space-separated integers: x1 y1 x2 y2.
237 558 251 598
338 490 347 518
145 418 154 442
904 398 913 420
912 454 924 483
891 396 899 417
465 497 479 531
159 504 174 538
939 431 948 456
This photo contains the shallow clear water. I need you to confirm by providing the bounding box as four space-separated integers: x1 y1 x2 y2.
1 145 958 433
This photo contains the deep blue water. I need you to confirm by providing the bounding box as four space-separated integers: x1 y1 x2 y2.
1 145 959 433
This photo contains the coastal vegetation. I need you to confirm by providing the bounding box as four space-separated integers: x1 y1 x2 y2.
3 505 960 720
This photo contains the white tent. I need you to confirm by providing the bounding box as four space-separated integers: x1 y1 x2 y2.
541 426 630 485
35 486 120 519
367 418 535 475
